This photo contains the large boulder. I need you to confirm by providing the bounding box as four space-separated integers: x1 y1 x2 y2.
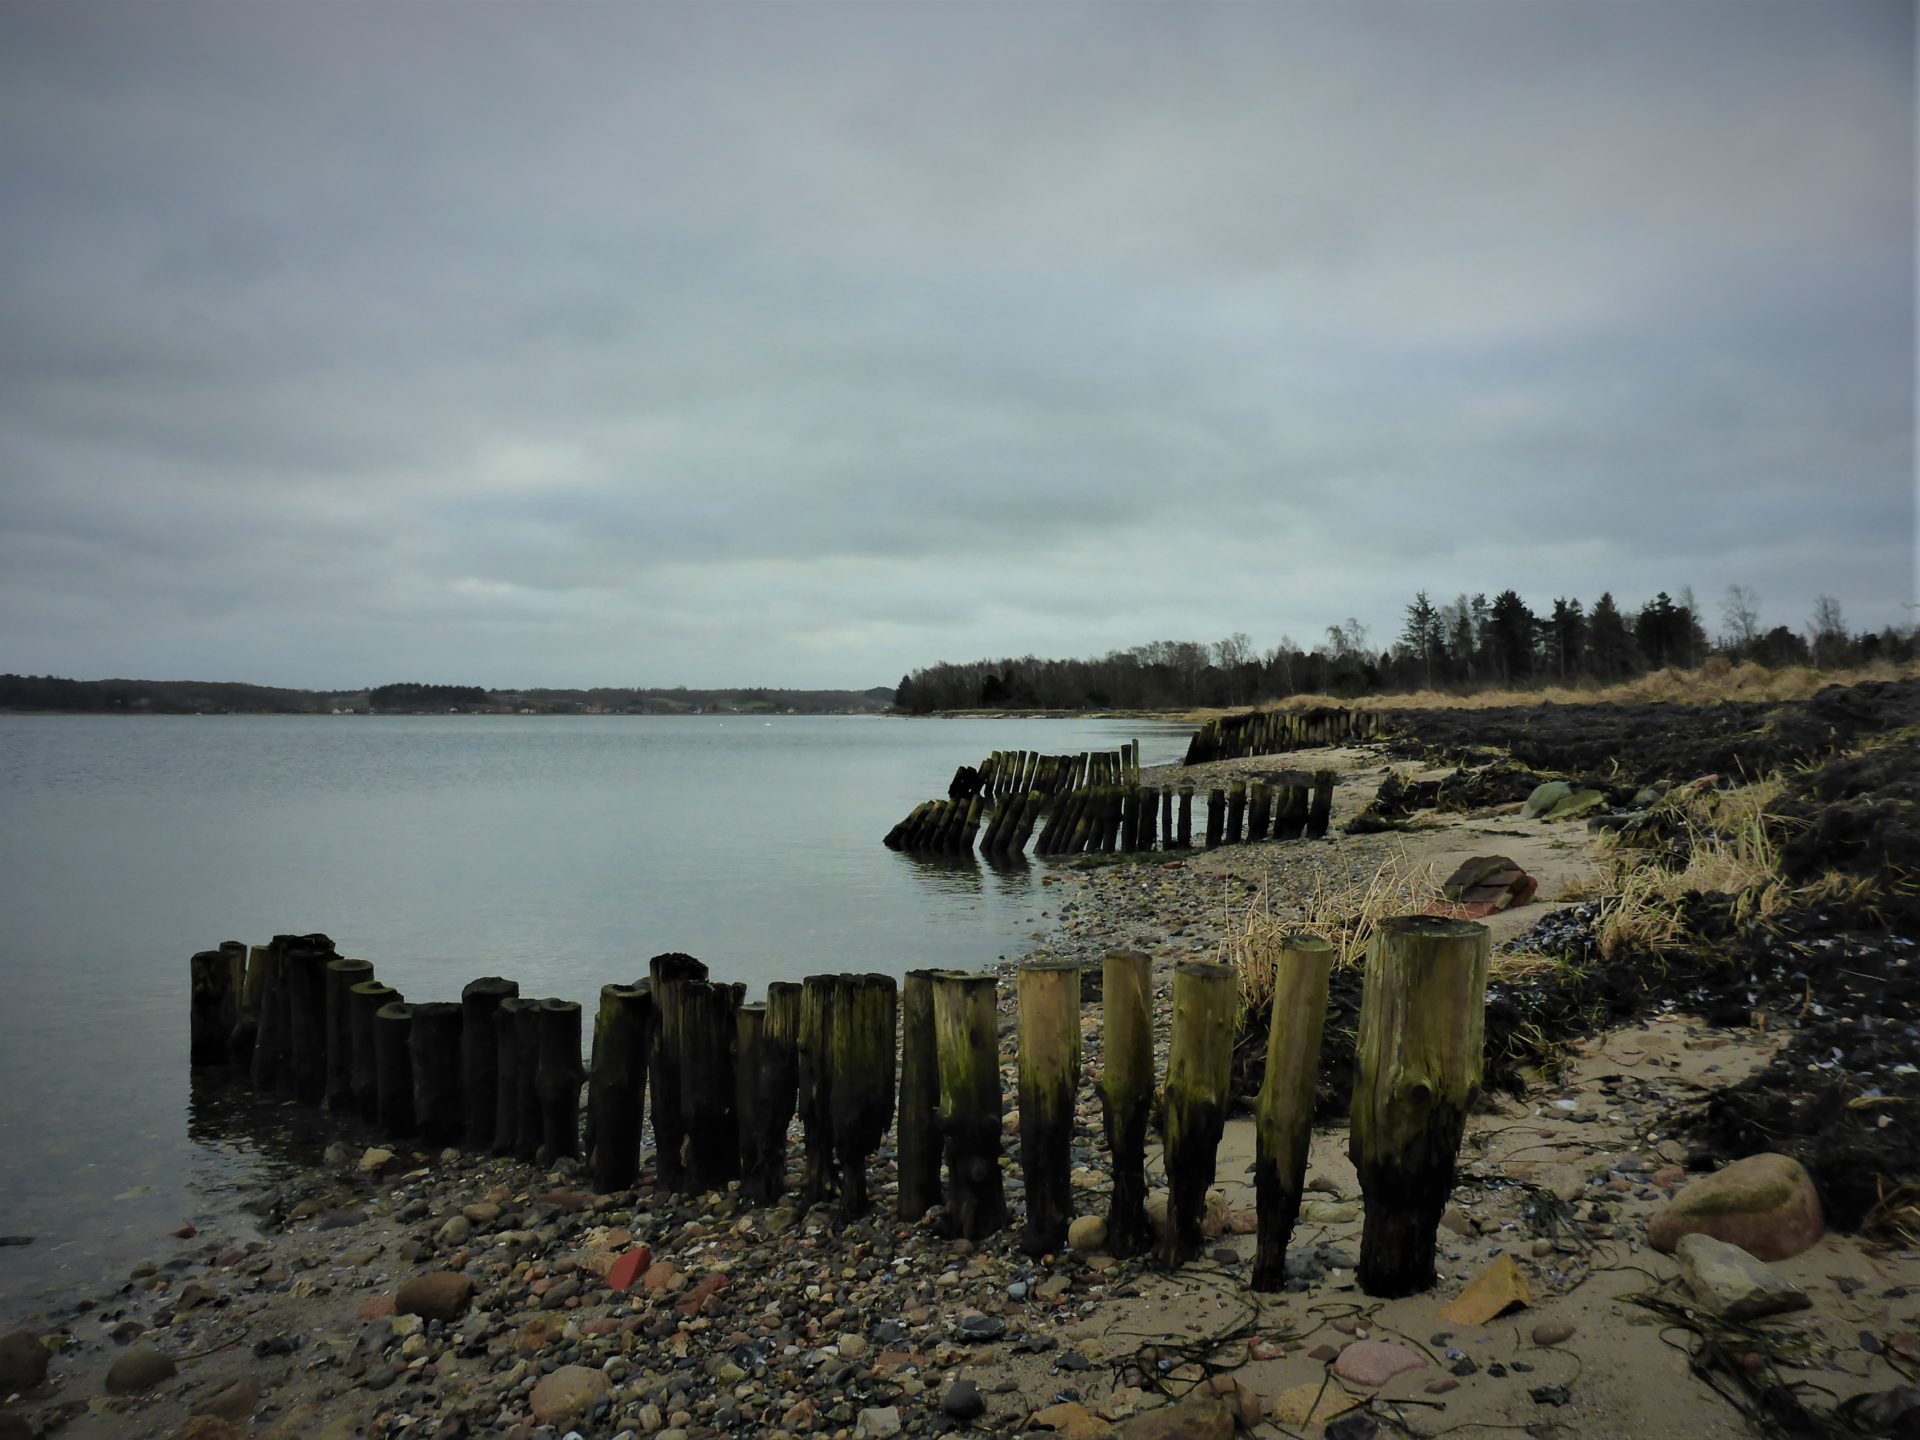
1674 1234 1811 1321
528 1365 611 1426
105 1343 177 1395
1648 1153 1823 1261
394 1270 474 1322
0 1329 49 1391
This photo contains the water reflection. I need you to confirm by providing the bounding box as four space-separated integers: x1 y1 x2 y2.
187 1067 343 1174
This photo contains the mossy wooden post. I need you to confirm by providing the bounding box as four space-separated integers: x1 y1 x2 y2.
535 998 585 1163
797 974 839 1206
735 1004 782 1204
1160 960 1236 1265
830 973 898 1221
1204 787 1225 849
409 1000 465 1143
1224 781 1246 844
190 948 236 1066
1099 949 1154 1256
324 957 375 1109
1177 785 1193 848
680 978 745 1189
374 1001 415 1134
349 979 399 1119
932 971 1008 1240
1350 916 1492 1297
1251 935 1335 1291
648 952 708 1190
588 982 651 1191
1017 961 1082 1254
285 935 337 1104
897 969 942 1222
1308 770 1335 838
459 976 519 1147
761 980 802 1193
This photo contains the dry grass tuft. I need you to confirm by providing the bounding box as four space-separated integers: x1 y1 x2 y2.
1863 1181 1920 1247
1592 776 1788 960
1217 852 1557 1021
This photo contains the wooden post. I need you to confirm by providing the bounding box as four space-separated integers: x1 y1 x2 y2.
897 969 942 1222
648 952 708 1190
1350 917 1491 1297
830 973 898 1221
409 1000 465 1144
460 977 519 1147
491 995 533 1155
680 978 745 1190
797 974 838 1206
1247 783 1272 842
249 938 288 1091
759 980 802 1199
1160 960 1236 1265
510 996 544 1160
285 935 337 1104
349 979 399 1119
736 1004 783 1204
1177 785 1193 848
535 997 585 1163
374 1001 415 1135
1252 935 1335 1291
1099 950 1154 1256
588 981 651 1191
190 948 236 1066
1205 787 1225 849
931 971 1008 1239
1308 770 1335 838
1224 781 1246 844
1017 961 1082 1254
324 958 375 1109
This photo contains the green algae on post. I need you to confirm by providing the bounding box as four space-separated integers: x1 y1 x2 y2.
829 973 898 1222
932 970 1008 1240
897 970 942 1222
1099 950 1154 1257
1160 959 1236 1266
1252 935 1334 1291
1017 961 1082 1255
587 981 651 1191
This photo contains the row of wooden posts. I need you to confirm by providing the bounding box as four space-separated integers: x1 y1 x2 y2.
885 770 1337 857
1182 707 1383 765
191 915 1490 1299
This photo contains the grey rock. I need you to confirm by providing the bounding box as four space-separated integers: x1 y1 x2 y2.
1674 1233 1811 1321
105 1343 177 1395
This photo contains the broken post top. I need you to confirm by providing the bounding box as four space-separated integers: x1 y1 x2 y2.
461 976 519 1002
650 952 708 985
1380 915 1489 946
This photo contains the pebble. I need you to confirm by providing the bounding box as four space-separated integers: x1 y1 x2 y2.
105 1343 177 1394
1333 1340 1428 1387
943 1379 987 1420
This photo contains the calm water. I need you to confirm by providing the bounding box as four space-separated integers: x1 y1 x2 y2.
0 713 1188 1313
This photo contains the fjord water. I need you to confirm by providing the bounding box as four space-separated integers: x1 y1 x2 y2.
0 713 1188 1311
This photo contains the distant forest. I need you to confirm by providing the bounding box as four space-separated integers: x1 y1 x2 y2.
893 586 1917 713
0 675 895 716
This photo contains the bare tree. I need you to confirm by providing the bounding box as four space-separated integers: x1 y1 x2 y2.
1807 594 1848 667
1720 585 1760 650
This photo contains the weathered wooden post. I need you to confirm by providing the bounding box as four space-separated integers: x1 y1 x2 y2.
535 997 584 1163
1350 917 1491 1297
285 935 337 1104
349 979 399 1119
374 1001 415 1134
1017 961 1082 1254
1099 949 1154 1257
1159 960 1236 1265
761 980 802 1195
460 977 519 1147
736 1003 788 1204
190 948 238 1066
409 1000 465 1143
931 971 1008 1239
1177 785 1193 848
232 942 270 1067
680 978 745 1189
1205 787 1225 849
1308 770 1335 838
830 973 898 1220
588 981 651 1191
249 939 289 1092
324 957 375 1109
1224 781 1246 844
897 969 942 1222
511 996 545 1160
1247 782 1272 842
1252 935 1335 1291
648 952 708 1190
491 995 533 1155
797 973 838 1206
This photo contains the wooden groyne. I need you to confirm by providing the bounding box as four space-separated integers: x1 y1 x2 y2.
883 738 1338 858
1182 706 1384 764
187 916 1490 1298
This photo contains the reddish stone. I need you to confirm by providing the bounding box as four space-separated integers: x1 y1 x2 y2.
169 1223 198 1240
675 1272 730 1315
607 1247 652 1293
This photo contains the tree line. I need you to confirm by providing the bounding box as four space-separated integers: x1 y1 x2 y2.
892 586 1916 714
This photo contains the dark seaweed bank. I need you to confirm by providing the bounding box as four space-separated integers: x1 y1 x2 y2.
1277 682 1920 1232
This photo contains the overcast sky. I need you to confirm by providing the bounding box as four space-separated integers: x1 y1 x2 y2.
0 2 1912 690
